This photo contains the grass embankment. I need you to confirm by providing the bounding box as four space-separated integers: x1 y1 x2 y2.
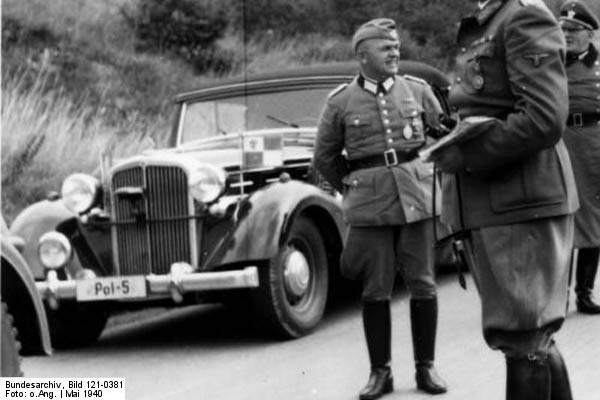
1 71 169 220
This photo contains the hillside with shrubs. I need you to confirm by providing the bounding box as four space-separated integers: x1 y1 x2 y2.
0 0 588 221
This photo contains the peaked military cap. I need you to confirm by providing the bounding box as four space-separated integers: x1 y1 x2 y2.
559 1 599 30
351 18 399 51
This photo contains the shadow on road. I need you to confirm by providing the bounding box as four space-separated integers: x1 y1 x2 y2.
56 271 455 354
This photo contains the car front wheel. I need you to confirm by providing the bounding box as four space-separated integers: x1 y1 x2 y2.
252 216 329 339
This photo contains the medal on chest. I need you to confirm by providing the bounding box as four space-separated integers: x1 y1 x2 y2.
403 124 413 139
404 111 423 140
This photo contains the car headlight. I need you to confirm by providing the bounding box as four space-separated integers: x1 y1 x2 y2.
38 231 72 269
61 173 99 214
189 165 226 203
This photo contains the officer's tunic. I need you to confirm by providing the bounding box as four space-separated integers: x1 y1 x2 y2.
314 74 443 300
442 0 579 355
563 44 600 248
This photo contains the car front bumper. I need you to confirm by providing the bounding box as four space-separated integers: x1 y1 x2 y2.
36 265 260 306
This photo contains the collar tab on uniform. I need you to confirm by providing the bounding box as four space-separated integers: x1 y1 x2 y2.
567 43 598 67
476 0 506 25
358 75 395 95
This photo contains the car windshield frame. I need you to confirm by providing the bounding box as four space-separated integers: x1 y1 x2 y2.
174 74 353 147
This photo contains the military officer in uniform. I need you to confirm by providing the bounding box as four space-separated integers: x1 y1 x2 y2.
313 18 447 400
559 0 600 315
429 0 579 399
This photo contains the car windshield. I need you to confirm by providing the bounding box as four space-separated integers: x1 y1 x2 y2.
180 87 332 144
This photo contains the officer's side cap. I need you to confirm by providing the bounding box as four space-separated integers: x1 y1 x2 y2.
352 18 400 52
559 0 599 30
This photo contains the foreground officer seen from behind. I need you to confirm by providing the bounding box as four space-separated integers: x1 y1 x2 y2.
430 0 579 399
313 18 447 400
559 0 600 315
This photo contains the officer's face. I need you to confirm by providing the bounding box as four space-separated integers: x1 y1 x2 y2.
357 38 400 80
561 24 593 54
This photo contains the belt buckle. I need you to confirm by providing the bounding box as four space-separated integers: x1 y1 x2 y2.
573 113 583 127
384 149 398 167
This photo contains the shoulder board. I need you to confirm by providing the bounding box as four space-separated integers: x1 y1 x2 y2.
403 75 428 86
519 0 547 10
327 83 348 98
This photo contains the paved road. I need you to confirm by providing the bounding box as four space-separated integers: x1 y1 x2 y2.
23 273 600 400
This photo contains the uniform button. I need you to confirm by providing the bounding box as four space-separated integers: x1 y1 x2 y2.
456 77 462 83
378 92 384 97
387 138 393 144
410 205 415 211
382 110 388 116
384 119 390 125
461 47 466 53
386 128 392 134
596 71 600 76
381 100 386 105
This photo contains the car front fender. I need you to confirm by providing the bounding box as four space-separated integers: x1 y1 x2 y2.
205 180 344 269
9 200 79 280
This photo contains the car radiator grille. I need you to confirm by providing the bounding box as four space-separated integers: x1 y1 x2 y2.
111 165 193 276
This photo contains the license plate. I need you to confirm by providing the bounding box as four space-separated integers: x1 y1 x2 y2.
76 276 147 301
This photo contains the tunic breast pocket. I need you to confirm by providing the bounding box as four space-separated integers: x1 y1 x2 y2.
461 39 496 95
345 114 372 138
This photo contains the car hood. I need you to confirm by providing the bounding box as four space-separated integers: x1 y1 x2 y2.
118 128 316 171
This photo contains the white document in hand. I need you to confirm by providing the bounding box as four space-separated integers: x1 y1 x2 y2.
418 116 495 162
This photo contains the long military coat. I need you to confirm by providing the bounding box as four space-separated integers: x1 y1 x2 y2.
440 0 579 334
563 44 600 247
313 75 443 227
441 0 579 231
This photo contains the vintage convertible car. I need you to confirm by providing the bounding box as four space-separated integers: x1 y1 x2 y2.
9 62 452 348
1 216 52 375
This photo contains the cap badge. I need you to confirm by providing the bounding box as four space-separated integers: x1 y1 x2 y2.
567 10 576 19
473 75 485 90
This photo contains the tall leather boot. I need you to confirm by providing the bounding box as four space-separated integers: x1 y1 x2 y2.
505 353 550 400
359 301 393 400
575 247 600 314
548 341 573 400
410 297 447 394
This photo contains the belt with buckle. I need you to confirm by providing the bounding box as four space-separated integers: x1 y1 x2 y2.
566 112 600 127
347 149 415 172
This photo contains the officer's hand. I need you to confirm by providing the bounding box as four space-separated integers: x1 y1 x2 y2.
430 144 465 173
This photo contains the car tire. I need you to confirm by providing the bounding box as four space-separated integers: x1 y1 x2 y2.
45 302 108 349
1 302 22 376
252 216 328 339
